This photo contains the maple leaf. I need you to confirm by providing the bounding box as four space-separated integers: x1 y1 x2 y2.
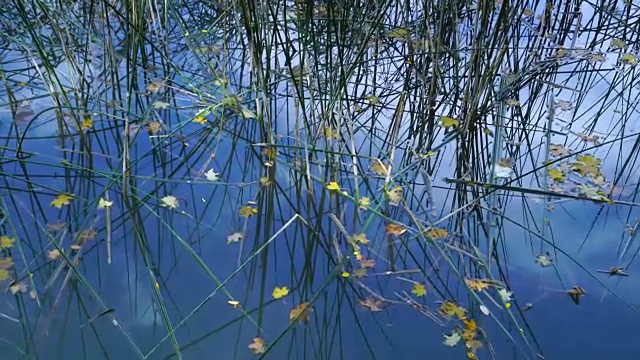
248 337 266 355
205 169 219 181
411 283 427 297
227 232 243 244
386 187 403 206
51 194 73 209
152 101 169 109
621 53 637 66
146 81 164 92
439 301 467 320
426 227 448 239
272 286 289 299
192 115 207 124
80 117 93 131
359 258 376 268
567 286 586 305
505 99 520 107
324 127 339 139
239 206 258 217
578 132 600 144
385 223 406 236
443 331 462 346
535 253 553 267
47 249 61 260
358 197 370 210
369 159 390 176
326 182 340 191
572 155 601 176
146 121 162 133
554 100 574 111
290 302 313 323
547 167 565 182
351 268 367 278
161 195 179 209
358 297 385 312
610 38 626 50
0 236 15 249
9 281 27 295
440 116 459 128
549 144 570 157
349 233 369 245
466 339 483 351
0 257 14 269
578 184 603 200
0 268 9 281
465 278 490 292
98 198 113 209
498 288 513 302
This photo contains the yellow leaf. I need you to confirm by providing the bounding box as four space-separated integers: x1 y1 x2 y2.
51 194 73 209
358 197 370 210
290 302 313 323
547 167 565 182
239 206 258 217
341 271 350 278
440 116 459 128
324 127 339 139
439 301 467 320
385 223 406 236
248 337 266 355
193 115 207 124
369 159 390 176
386 187 403 206
81 117 93 131
228 300 241 308
0 236 15 249
349 233 369 245
621 53 637 65
351 268 367 278
611 38 626 49
387 27 408 38
0 268 9 281
411 283 426 297
272 286 289 299
326 182 340 191
505 99 520 107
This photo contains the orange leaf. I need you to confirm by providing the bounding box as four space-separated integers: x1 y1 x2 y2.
385 223 406 236
290 302 313 323
465 278 490 292
248 337 265 355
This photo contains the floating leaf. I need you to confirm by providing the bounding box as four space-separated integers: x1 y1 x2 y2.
465 278 490 292
324 127 339 139
358 197 370 210
146 81 164 92
572 155 601 176
440 116 459 128
51 194 73 209
0 269 9 281
567 286 586 305
426 227 448 239
359 258 376 268
326 182 340 191
535 253 553 267
228 300 241 308
227 232 243 244
239 206 258 217
369 159 390 176
9 281 27 295
366 95 380 105
272 286 289 299
498 288 513 302
161 195 179 209
443 331 462 347
621 53 637 65
611 38 626 50
239 105 257 119
193 115 207 124
80 117 93 131
0 236 15 249
0 257 14 269
439 301 467 320
152 101 169 109
290 302 313 323
387 187 403 206
387 27 408 38
47 249 61 260
547 167 565 182
554 99 574 111
351 268 367 278
578 132 600 144
359 297 384 312
505 99 520 107
205 169 219 181
146 121 163 134
549 144 570 157
479 305 490 316
385 223 406 236
98 198 113 209
248 337 266 355
411 283 426 297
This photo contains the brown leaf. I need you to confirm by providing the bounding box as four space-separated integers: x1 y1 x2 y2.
385 223 406 236
248 337 266 355
290 302 313 323
358 297 385 311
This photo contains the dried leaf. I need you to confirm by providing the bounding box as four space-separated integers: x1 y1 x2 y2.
465 278 490 292
51 194 73 209
426 227 448 239
443 331 462 346
9 281 27 295
386 187 403 206
0 257 14 269
535 253 553 267
152 101 169 109
359 297 385 311
98 198 113 209
290 302 313 323
239 206 258 217
47 249 61 260
385 223 406 236
248 337 266 355
439 301 467 320
549 144 570 157
369 159 390 176
161 195 179 209
227 232 243 244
